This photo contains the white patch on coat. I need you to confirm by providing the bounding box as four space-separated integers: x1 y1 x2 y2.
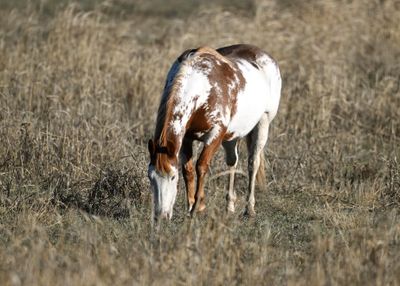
224 105 231 123
208 104 229 126
213 82 222 96
148 164 179 219
169 64 212 135
227 57 281 138
227 73 240 95
204 124 221 144
194 131 205 138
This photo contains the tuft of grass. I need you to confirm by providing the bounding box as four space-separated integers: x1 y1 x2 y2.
0 0 400 285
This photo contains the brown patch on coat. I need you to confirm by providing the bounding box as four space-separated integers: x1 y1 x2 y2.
202 53 246 121
196 46 233 66
217 44 267 69
217 44 260 61
185 106 212 140
223 131 235 141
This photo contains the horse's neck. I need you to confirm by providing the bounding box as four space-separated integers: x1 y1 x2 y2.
157 102 187 158
158 127 182 156
163 88 198 145
169 84 205 136
158 61 207 155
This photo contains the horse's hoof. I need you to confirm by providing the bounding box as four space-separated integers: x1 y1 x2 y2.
227 202 235 213
188 203 206 218
244 207 256 218
198 203 206 212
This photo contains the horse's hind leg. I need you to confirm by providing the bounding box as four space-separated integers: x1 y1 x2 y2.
246 113 270 216
222 139 239 212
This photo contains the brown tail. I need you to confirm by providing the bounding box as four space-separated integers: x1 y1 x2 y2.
256 151 266 187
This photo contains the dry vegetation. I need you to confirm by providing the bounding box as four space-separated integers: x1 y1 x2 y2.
0 0 400 285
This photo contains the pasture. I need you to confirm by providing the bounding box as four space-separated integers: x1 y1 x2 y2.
0 0 399 285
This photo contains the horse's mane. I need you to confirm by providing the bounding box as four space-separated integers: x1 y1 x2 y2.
154 61 186 146
152 60 186 174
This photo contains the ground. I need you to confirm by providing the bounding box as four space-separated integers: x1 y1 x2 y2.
0 0 399 285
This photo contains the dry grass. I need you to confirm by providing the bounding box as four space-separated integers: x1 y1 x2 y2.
0 0 400 285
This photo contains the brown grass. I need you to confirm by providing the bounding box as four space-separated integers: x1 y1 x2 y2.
0 0 400 285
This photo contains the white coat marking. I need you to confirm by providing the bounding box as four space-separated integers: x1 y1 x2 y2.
227 57 281 138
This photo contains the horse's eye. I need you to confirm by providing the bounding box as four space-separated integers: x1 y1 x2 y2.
171 175 176 181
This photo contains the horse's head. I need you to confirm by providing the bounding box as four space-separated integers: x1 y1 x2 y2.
147 139 179 220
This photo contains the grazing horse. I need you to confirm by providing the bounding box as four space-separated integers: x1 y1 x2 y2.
147 44 281 220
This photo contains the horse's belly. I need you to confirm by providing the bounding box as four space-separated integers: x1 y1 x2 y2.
227 66 269 139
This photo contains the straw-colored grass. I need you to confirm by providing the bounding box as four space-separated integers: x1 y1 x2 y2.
0 0 399 285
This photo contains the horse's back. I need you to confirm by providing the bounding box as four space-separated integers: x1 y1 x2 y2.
164 45 281 141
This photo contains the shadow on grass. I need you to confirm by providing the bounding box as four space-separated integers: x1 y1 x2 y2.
51 167 149 219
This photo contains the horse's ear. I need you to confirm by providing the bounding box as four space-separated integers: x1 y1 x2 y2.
148 139 155 156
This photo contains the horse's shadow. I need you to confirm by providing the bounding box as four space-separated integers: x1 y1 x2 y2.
50 167 149 219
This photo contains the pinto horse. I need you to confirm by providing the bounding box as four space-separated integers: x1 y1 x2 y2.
148 44 281 220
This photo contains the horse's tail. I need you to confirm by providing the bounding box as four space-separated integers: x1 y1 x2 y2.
256 151 266 188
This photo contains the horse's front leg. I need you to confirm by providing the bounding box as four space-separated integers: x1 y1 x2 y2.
191 132 225 216
181 139 195 213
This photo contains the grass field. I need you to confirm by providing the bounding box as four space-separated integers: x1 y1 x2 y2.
0 0 400 285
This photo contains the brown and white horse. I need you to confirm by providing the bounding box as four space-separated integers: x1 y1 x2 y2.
148 44 281 220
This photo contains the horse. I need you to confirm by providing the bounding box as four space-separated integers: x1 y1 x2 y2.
147 44 281 220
